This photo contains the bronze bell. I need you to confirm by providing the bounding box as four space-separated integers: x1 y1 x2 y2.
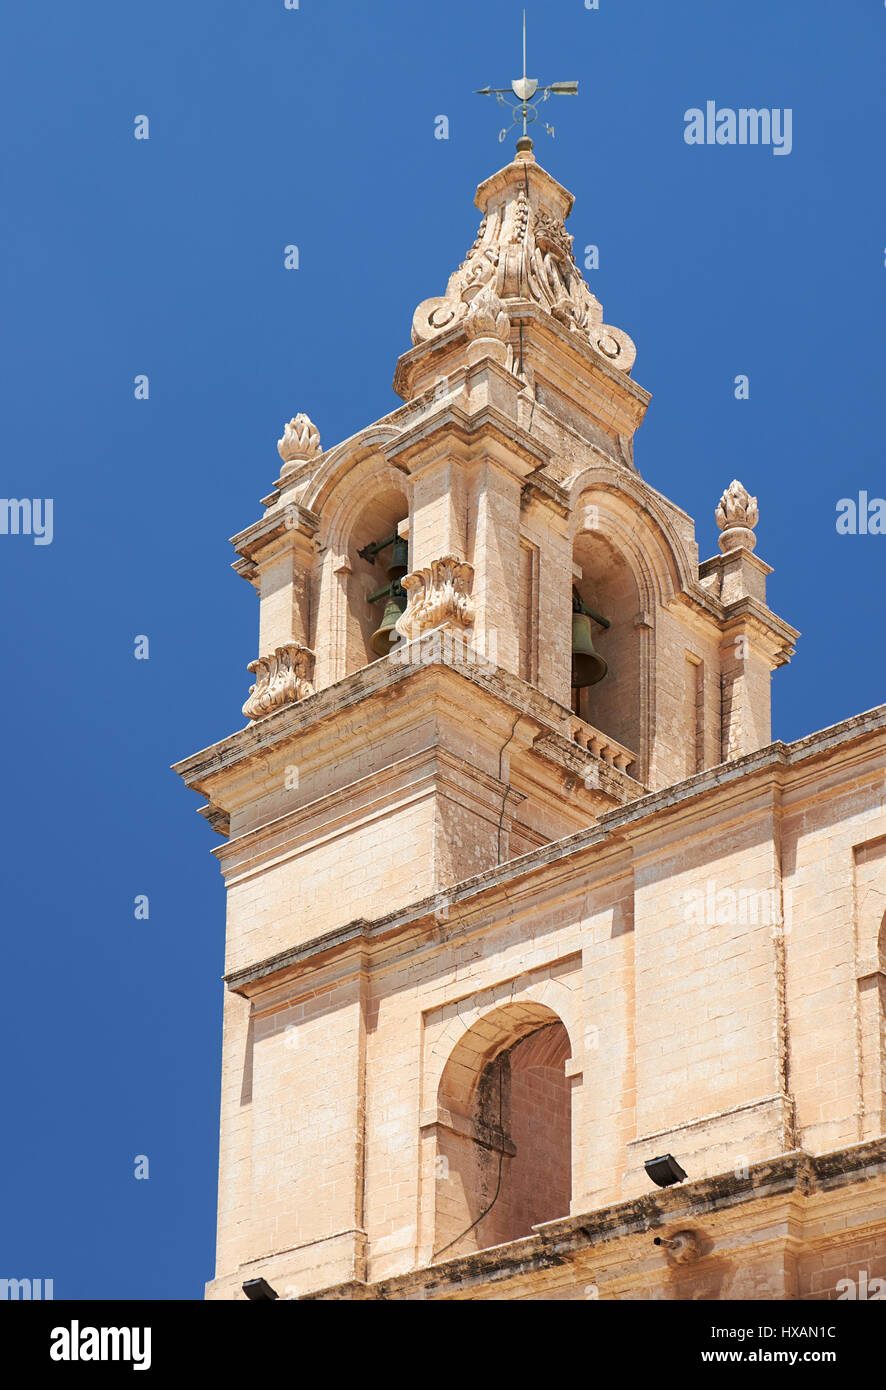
571 613 607 687
370 594 407 656
386 536 409 582
571 588 609 688
369 536 409 656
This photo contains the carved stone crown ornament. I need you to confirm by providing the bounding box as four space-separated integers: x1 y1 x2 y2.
277 413 322 478
463 284 510 343
716 478 759 553
395 556 476 641
411 157 636 373
242 643 315 721
462 285 511 366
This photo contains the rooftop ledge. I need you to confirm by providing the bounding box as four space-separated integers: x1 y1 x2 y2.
222 699 886 995
172 634 644 797
297 1137 886 1300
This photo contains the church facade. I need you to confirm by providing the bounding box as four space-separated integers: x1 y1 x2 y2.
174 143 886 1301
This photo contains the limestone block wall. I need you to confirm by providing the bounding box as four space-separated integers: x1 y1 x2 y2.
202 717 886 1300
631 796 787 1165
782 773 886 1155
518 498 572 709
647 606 726 785
184 663 633 974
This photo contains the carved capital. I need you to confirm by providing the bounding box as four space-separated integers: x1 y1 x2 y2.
242 644 315 721
716 479 759 553
277 413 322 477
396 556 475 640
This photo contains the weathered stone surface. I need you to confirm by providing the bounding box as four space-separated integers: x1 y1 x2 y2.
172 149 883 1305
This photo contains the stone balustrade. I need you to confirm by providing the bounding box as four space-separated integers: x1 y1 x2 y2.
568 717 636 775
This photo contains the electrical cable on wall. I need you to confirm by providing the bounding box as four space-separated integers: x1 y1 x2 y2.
496 712 523 865
431 1052 506 1262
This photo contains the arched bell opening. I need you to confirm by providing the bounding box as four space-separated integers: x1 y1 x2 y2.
433 1010 572 1260
571 529 642 764
346 490 410 674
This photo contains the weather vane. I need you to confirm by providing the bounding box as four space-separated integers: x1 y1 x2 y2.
475 10 578 148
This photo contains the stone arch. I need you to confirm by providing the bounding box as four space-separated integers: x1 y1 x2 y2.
428 991 576 1260
568 468 699 785
310 452 411 687
568 463 697 600
300 425 402 517
424 976 581 1102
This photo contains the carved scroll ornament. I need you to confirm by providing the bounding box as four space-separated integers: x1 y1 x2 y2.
242 644 315 721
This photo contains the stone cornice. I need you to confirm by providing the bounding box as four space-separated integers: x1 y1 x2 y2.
385 401 550 476
298 1139 886 1300
173 638 631 796
667 586 800 663
214 743 517 880
220 702 886 993
229 503 320 570
699 548 774 582
474 156 576 218
507 301 651 411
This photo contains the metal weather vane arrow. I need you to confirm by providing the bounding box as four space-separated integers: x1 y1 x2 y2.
475 9 578 148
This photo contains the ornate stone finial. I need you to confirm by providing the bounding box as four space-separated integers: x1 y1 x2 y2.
716 479 759 553
463 285 510 366
410 163 636 372
242 643 315 721
395 556 476 641
277 414 322 477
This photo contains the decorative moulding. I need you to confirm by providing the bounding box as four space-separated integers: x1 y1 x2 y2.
243 644 315 721
396 556 475 640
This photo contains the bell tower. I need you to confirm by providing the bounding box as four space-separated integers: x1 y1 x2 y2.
175 134 810 1300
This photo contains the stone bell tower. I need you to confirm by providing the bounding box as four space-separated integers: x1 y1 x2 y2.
176 140 886 1302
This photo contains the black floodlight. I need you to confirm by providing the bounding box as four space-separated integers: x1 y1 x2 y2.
644 1154 688 1188
242 1277 278 1301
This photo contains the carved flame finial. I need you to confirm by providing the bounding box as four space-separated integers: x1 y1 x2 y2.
277 413 322 476
463 285 510 343
716 479 759 553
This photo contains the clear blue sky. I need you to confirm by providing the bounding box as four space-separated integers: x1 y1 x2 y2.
0 0 883 1299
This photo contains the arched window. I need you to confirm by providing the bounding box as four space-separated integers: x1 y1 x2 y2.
346 490 409 675
572 528 641 761
433 1008 572 1259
